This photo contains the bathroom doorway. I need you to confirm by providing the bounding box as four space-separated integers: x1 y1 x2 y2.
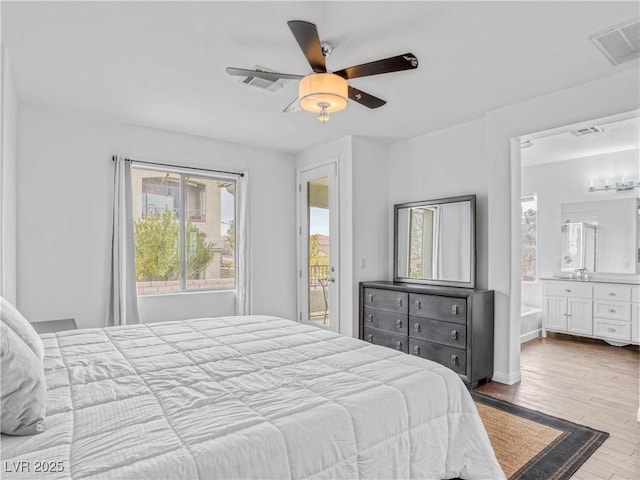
517 111 639 345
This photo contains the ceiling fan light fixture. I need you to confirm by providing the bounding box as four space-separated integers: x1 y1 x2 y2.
299 73 348 120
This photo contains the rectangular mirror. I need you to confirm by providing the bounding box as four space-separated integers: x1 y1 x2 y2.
560 198 639 274
394 195 476 288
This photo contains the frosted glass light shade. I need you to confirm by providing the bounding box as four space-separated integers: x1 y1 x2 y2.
299 73 348 113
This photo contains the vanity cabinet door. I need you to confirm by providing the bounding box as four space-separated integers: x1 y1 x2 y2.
545 296 568 332
567 297 593 335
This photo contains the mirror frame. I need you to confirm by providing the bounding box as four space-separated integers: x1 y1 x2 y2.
393 194 476 288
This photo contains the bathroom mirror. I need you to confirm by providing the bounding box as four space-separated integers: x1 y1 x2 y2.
394 195 476 288
560 198 640 274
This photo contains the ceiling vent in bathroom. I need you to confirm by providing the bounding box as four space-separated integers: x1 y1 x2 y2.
241 65 289 92
571 126 604 137
590 18 639 66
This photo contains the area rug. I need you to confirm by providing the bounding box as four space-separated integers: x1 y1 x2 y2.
472 393 609 480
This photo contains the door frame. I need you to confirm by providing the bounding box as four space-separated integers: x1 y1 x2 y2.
296 158 340 331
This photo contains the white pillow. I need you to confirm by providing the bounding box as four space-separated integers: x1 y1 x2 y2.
0 321 46 435
0 296 44 361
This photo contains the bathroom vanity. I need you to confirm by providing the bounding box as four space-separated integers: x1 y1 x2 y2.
542 277 639 346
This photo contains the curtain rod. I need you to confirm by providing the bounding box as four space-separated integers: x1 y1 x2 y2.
112 156 244 177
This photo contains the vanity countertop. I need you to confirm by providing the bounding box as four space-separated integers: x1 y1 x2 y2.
540 276 640 286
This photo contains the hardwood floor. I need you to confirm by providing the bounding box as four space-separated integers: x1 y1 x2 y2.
475 333 639 480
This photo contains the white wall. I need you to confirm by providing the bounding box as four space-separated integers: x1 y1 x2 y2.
523 150 639 280
17 104 297 328
387 118 490 289
1 49 18 304
351 136 390 333
487 68 640 384
385 69 639 385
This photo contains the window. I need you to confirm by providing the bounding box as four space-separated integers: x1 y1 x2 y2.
521 194 537 282
131 166 236 295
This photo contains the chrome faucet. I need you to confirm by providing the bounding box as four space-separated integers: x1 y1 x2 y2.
575 268 587 280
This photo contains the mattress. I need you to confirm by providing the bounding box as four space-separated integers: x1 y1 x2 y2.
1 315 504 479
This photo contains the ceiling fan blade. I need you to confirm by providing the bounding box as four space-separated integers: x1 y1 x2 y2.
348 86 386 109
283 98 301 113
226 67 303 82
334 53 418 80
287 20 326 73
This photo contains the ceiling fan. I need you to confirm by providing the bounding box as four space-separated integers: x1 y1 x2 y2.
226 20 419 122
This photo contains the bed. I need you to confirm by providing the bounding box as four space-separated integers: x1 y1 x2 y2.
1 315 504 479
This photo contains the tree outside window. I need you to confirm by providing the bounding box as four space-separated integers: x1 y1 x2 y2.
131 167 236 295
521 194 537 282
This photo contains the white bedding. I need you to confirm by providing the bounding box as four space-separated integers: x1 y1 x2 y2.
1 315 504 479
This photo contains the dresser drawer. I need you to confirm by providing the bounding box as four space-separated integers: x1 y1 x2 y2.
409 338 466 375
363 308 408 334
593 284 631 302
545 282 592 298
594 319 631 342
363 288 408 313
410 316 466 349
594 300 631 322
632 287 639 304
363 327 408 353
409 294 466 324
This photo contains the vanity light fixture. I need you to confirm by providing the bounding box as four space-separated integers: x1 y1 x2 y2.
588 176 640 192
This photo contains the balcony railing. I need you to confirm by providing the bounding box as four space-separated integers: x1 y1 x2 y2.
309 264 329 287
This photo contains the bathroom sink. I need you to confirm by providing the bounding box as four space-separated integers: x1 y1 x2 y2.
547 275 590 281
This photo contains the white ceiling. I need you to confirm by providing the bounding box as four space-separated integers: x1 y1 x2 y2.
2 1 639 153
521 115 640 167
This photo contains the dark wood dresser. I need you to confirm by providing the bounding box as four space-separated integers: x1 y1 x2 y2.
359 281 494 387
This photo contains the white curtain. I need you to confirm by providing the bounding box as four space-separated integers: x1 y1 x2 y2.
106 156 140 326
236 172 252 315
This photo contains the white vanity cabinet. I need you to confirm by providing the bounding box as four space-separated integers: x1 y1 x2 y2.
593 284 632 343
543 279 639 345
543 282 592 336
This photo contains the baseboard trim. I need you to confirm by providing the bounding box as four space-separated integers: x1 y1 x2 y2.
492 369 521 385
521 329 541 344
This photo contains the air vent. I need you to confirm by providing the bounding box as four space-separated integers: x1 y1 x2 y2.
590 18 639 65
571 126 603 137
241 65 288 92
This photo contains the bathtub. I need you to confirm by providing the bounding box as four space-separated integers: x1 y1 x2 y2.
520 303 543 343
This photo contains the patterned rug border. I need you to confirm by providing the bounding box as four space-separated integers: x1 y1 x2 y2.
472 392 609 480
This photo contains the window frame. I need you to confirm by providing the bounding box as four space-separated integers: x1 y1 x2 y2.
520 193 538 284
131 163 238 296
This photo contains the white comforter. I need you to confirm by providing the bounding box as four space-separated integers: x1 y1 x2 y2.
1 316 504 479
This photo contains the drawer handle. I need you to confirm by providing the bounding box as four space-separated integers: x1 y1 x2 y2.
368 314 373 322
608 309 617 313
451 355 459 365
451 329 458 340
414 300 422 309
414 323 421 333
609 292 616 296
396 319 403 329
367 334 373 342
414 345 421 355
607 328 616 333
368 294 374 302
395 341 402 350
451 305 459 315
565 289 571 293
397 298 403 307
